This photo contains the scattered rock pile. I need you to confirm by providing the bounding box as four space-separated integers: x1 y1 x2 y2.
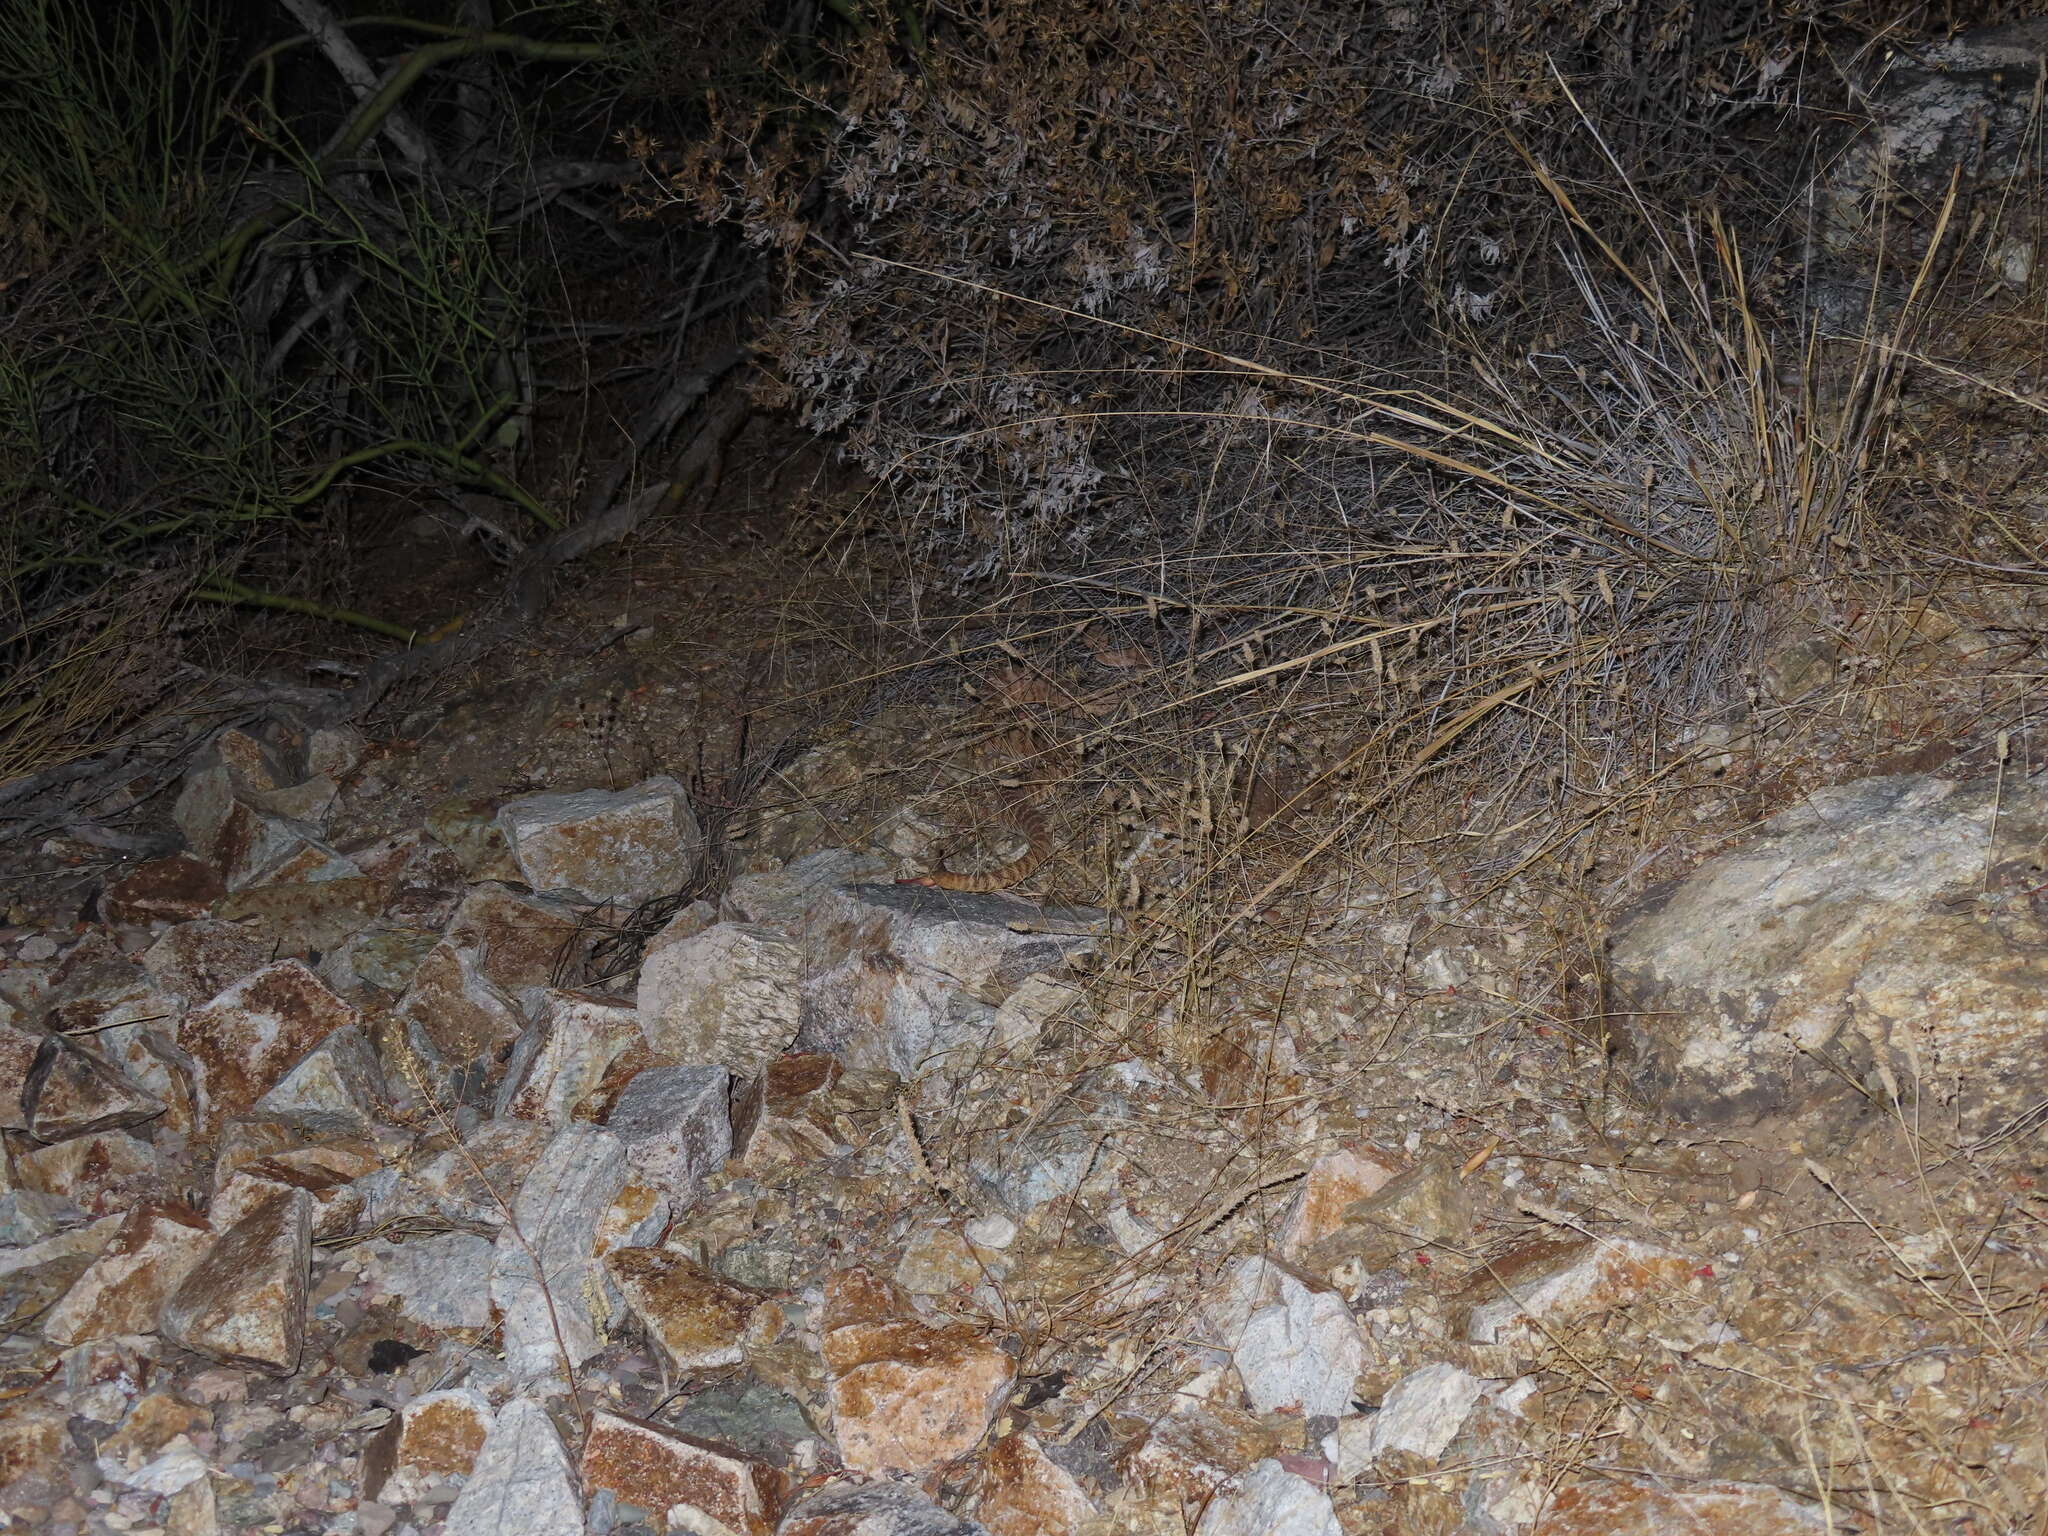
3 705 2040 1534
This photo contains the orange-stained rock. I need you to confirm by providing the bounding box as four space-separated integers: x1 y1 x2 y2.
94 1391 210 1479
1456 1236 1699 1345
16 1129 165 1216
42 1203 211 1346
397 1389 494 1478
1278 1147 1402 1260
1532 1476 1835 1534
607 1246 763 1370
159 1187 312 1375
22 1027 164 1142
580 1411 784 1535
100 855 227 927
395 941 524 1073
361 1388 498 1505
175 961 356 1131
1123 1403 1286 1501
822 1268 1015 1477
0 1398 72 1511
975 1433 1096 1535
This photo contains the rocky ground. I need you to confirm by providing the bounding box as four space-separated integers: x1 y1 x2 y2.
4 499 2048 1536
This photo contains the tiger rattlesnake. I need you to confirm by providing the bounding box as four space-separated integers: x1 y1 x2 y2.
895 720 1075 892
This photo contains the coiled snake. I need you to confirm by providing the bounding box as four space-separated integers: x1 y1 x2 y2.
895 722 1072 892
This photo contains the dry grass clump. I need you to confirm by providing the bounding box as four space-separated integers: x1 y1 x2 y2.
662 0 1915 921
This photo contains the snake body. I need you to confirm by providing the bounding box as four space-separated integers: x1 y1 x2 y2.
896 723 1066 892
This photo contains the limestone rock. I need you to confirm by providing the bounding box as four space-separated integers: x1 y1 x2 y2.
140 919 273 1006
1456 1236 1697 1346
605 1062 733 1204
252 1023 392 1122
441 1397 585 1536
973 1433 1097 1536
1334 1362 1486 1469
498 775 701 903
366 1388 494 1502
1205 1256 1365 1417
1609 774 2048 1135
16 1129 165 1216
396 941 526 1082
41 1203 211 1347
1531 1476 1834 1534
822 1267 1015 1477
796 882 1104 1074
580 1410 783 1536
360 1231 496 1331
1193 1459 1340 1536
778 1480 991 1536
160 1186 313 1375
175 960 356 1131
490 1122 628 1378
496 990 645 1126
607 1247 763 1370
638 920 803 1074
24 1025 165 1141
99 855 226 927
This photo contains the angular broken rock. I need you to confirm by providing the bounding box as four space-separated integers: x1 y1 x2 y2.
396 941 526 1081
636 919 803 1074
1123 1403 1285 1502
580 1410 783 1536
0 1215 119 1327
796 882 1104 1074
175 960 356 1131
607 1246 763 1370
365 1388 495 1501
445 883 584 992
0 1398 74 1512
1193 1459 1340 1536
362 1230 496 1331
0 1012 41 1129
16 1129 164 1216
779 1480 992 1536
214 875 388 956
605 1062 732 1204
1343 1361 1486 1467
411 1117 550 1227
99 854 227 927
491 1122 628 1377
721 847 891 928
442 1397 585 1536
974 1432 1098 1536
140 918 274 1006
1205 1256 1366 1417
1457 1236 1697 1346
161 1186 313 1375
1609 773 2048 1134
1531 1476 1835 1535
253 1023 392 1122
496 990 644 1126
174 763 334 889
41 932 173 1035
822 1268 1015 1476
24 1025 166 1141
1279 1147 1401 1262
1296 1154 1470 1277
498 775 701 904
213 1160 363 1242
41 1203 211 1347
